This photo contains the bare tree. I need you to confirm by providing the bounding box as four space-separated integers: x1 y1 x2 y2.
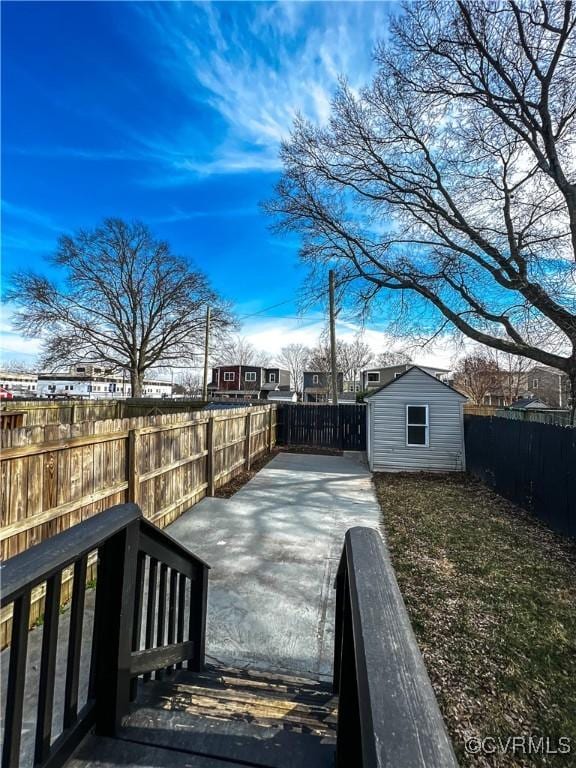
453 353 503 404
374 350 413 368
0 358 38 373
8 219 231 397
267 1 576 420
177 370 203 398
487 348 533 403
338 335 374 382
213 335 271 367
278 343 310 392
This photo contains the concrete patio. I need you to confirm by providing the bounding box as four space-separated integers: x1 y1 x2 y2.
166 450 382 681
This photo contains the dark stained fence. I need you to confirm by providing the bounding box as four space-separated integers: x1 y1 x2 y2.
276 404 366 451
465 416 576 538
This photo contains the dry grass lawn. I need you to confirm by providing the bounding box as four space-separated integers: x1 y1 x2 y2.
374 472 576 768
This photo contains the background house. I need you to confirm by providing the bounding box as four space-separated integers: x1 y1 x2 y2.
365 366 467 472
303 371 344 403
208 365 290 400
37 366 172 399
361 364 450 393
0 369 38 397
518 366 570 409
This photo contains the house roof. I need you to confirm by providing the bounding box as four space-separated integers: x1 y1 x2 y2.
267 391 297 401
364 366 468 400
509 397 550 410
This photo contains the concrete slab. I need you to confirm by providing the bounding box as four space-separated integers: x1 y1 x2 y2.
166 452 381 681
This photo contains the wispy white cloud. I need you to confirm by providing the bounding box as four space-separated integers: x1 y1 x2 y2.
133 1 390 181
240 314 457 369
2 200 66 233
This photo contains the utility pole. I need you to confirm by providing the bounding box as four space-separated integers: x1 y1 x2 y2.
329 270 339 406
202 305 211 401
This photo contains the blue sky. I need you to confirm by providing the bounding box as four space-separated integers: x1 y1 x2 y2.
1 1 455 367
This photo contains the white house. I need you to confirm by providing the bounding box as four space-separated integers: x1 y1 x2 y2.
365 366 467 472
37 366 172 399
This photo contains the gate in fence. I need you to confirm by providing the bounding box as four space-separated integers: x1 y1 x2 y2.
276 403 366 451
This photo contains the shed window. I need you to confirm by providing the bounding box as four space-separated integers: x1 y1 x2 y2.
367 372 379 382
223 372 235 382
245 371 256 382
406 405 428 446
312 374 319 384
269 373 276 382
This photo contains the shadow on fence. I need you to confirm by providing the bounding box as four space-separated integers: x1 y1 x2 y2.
464 415 576 537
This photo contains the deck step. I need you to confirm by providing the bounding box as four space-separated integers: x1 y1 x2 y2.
69 665 337 768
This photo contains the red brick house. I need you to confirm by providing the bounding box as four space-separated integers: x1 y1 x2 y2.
208 365 291 400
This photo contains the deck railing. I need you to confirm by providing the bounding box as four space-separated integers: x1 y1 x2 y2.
333 527 458 768
0 503 209 768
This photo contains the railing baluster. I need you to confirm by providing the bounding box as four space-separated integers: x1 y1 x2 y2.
188 564 208 672
64 556 87 728
35 572 62 764
155 563 168 680
130 551 146 701
176 573 186 670
2 590 31 768
167 569 178 673
143 558 158 683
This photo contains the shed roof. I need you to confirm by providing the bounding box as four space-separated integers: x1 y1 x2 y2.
364 366 467 400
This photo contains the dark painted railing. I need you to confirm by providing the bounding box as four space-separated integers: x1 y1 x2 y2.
0 504 209 768
333 527 458 768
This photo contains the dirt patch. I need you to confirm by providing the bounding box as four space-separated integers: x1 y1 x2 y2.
214 449 280 498
374 472 576 768
277 445 343 456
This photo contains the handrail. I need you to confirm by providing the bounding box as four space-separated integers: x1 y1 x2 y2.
0 504 141 606
0 504 209 768
333 527 458 768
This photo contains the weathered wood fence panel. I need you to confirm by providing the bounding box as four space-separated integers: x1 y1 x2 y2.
0 405 277 646
276 404 366 451
464 415 576 537
0 398 209 430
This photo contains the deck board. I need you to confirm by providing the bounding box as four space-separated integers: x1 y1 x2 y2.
70 665 337 768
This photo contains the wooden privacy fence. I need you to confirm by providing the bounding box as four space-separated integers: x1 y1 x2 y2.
0 398 209 428
276 403 366 451
464 415 576 537
0 405 276 646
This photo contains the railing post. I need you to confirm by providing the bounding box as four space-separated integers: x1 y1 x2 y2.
245 411 252 470
127 428 141 505
335 562 362 768
188 563 209 672
206 417 215 496
93 519 140 736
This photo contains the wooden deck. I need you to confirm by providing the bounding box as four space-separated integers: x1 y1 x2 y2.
68 665 337 768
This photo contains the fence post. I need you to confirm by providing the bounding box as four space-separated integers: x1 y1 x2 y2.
245 411 252 470
127 429 141 505
93 520 140 736
206 417 215 496
268 407 274 452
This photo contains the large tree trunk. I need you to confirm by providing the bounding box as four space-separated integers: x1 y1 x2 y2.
131 369 144 398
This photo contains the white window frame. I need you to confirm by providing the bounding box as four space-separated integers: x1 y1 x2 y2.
406 404 429 447
532 378 539 389
312 374 319 384
245 371 257 382
223 372 235 382
367 372 380 383
269 373 276 382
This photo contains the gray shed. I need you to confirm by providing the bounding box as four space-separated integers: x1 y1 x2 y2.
365 366 467 472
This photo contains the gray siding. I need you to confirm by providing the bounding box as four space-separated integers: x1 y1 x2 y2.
368 368 466 472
